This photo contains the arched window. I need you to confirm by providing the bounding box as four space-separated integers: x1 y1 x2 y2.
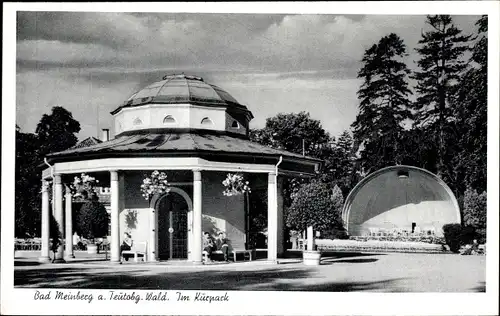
200 117 214 126
231 120 240 129
133 117 143 126
163 115 176 124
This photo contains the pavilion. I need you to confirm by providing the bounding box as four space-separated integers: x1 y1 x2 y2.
342 165 461 237
39 74 321 264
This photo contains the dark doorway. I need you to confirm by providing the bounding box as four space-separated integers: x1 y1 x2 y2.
158 192 189 260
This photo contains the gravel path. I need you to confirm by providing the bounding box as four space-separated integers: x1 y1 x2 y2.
14 252 485 292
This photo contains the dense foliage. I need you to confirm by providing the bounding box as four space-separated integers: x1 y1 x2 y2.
36 106 81 155
286 182 343 235
442 223 463 253
15 126 42 237
462 188 487 243
15 107 81 238
77 200 110 242
411 15 472 180
50 213 62 259
351 33 412 174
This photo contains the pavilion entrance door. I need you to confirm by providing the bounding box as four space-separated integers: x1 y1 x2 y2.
158 192 188 260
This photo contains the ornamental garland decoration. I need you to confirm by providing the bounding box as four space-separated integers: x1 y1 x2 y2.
222 173 251 196
141 170 170 201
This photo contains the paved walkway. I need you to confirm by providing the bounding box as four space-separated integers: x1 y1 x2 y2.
14 252 485 292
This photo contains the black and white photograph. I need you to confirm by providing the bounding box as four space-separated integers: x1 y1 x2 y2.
2 2 499 315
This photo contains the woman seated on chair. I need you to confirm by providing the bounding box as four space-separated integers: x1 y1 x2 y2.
121 232 133 254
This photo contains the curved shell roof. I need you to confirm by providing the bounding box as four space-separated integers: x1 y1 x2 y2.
342 165 461 237
111 74 251 115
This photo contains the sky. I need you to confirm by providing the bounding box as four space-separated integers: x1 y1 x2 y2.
16 12 482 140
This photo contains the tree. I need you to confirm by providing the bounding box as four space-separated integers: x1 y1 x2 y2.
319 131 360 196
77 199 109 243
412 15 472 178
250 112 330 155
442 223 463 253
321 185 349 239
352 33 412 174
249 111 333 208
50 213 63 262
452 15 487 193
286 181 344 247
15 107 81 238
36 106 81 156
462 188 487 243
15 126 42 237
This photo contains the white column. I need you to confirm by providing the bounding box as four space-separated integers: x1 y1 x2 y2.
64 186 74 260
192 169 203 264
110 170 120 262
39 180 51 263
187 210 193 261
307 226 314 251
276 176 285 257
267 172 277 262
53 174 65 263
149 205 157 262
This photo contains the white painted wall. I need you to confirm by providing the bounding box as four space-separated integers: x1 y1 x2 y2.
201 172 246 250
114 103 231 134
119 171 246 258
119 208 151 247
120 173 151 250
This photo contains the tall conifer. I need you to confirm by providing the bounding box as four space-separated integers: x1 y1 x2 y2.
412 15 472 177
352 33 412 174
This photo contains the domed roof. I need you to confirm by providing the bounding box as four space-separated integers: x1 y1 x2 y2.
111 74 250 115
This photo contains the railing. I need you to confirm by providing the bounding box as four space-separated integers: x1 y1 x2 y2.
15 239 111 252
14 241 42 251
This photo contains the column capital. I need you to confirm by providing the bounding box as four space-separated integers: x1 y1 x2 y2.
110 170 119 181
193 169 202 181
268 172 277 183
65 185 73 197
41 180 50 192
54 174 62 184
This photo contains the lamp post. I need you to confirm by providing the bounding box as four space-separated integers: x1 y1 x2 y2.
271 133 306 157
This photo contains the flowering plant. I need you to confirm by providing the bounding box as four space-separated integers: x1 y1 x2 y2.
70 173 99 200
222 173 251 196
141 170 170 201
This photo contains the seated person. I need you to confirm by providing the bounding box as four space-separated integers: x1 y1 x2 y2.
215 232 230 262
202 232 216 262
121 232 133 254
461 239 479 255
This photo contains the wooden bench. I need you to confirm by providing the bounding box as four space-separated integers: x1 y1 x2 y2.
202 240 253 262
203 249 253 262
121 241 147 262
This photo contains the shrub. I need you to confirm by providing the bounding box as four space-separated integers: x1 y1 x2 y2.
286 182 344 239
443 223 463 253
77 200 109 243
322 226 349 240
463 188 487 243
50 214 62 260
460 225 477 245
